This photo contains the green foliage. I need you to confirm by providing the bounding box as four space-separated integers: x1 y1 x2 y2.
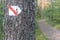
55 25 60 30
35 9 41 20
0 3 4 15
44 0 60 30
0 3 4 40
0 16 4 40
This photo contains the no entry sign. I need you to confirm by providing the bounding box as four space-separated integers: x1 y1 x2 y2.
8 6 21 16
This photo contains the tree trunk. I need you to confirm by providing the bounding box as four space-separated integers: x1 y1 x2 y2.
4 0 35 40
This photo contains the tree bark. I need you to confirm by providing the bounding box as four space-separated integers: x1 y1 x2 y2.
4 0 35 40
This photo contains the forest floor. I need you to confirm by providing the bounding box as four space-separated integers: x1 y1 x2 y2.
38 19 60 40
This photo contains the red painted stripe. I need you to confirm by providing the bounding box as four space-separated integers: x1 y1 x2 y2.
9 6 18 16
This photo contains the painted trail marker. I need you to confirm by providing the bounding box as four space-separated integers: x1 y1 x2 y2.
8 6 21 16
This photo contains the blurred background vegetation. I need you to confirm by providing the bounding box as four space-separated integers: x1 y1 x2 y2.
36 0 60 40
44 0 60 30
0 1 4 40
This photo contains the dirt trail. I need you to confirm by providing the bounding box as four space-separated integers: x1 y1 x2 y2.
38 19 60 40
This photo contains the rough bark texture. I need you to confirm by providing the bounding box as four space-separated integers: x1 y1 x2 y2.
4 0 35 40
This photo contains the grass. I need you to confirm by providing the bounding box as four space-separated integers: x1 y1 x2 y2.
36 21 48 40
35 12 48 40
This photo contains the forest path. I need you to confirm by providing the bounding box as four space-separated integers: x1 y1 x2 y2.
38 19 60 40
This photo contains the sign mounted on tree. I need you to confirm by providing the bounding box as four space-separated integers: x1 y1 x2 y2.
8 6 21 16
